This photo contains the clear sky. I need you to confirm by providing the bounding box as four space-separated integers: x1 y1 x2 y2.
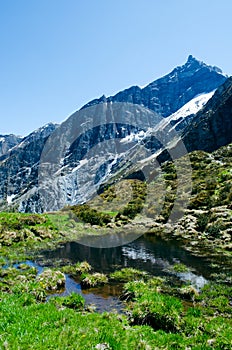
1 0 232 136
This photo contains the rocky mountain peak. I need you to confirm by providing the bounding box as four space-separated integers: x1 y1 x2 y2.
186 54 204 66
184 54 223 74
148 55 224 87
83 56 227 118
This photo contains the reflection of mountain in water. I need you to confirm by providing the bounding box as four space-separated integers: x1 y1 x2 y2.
41 236 212 284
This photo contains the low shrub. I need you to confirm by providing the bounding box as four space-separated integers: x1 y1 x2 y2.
71 204 111 226
61 261 92 275
51 292 85 310
36 269 65 291
80 273 108 288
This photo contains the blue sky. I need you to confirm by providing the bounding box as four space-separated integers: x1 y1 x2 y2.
1 0 232 136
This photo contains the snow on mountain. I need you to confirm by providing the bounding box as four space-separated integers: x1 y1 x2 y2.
168 91 215 120
158 90 215 132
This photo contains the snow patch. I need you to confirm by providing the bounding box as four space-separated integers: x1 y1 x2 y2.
7 194 16 204
157 90 215 132
120 130 146 143
169 91 215 120
71 159 88 172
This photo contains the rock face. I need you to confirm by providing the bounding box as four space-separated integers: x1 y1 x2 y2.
182 77 232 152
0 123 57 212
0 134 22 157
0 56 229 212
83 55 226 117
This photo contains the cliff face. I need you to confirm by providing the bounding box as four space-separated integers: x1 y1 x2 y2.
0 134 22 157
0 124 57 212
182 77 232 153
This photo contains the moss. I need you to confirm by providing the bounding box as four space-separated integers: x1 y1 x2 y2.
172 263 189 273
127 291 183 332
122 277 165 301
70 204 111 226
197 213 210 232
110 268 148 282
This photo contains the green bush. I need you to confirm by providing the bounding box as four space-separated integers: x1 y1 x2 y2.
61 261 92 275
119 198 143 219
197 213 209 232
206 224 221 238
128 291 183 332
80 273 108 288
71 204 111 226
51 292 85 310
172 263 189 273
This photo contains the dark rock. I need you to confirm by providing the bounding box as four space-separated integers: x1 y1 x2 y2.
182 77 232 152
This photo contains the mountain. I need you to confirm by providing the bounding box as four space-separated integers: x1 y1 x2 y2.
0 123 57 211
0 134 22 157
83 55 226 117
0 56 229 212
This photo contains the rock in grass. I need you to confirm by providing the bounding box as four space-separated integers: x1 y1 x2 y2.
177 285 199 301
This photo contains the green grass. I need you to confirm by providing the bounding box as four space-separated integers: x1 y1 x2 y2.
0 253 232 349
1 278 231 349
0 290 231 350
0 293 159 350
110 268 149 282
172 263 189 273
102 211 118 217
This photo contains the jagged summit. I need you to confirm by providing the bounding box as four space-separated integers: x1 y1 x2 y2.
83 56 226 117
187 54 196 61
186 54 204 65
184 54 223 74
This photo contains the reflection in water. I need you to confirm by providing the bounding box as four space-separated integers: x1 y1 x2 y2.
37 235 219 311
41 235 212 281
47 274 124 313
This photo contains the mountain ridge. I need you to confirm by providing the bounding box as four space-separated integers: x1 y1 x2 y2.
0 56 230 212
82 55 226 117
